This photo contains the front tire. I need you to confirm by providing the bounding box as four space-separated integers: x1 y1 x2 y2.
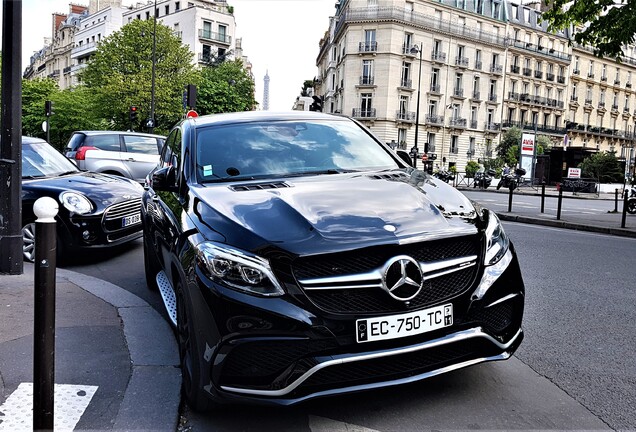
627 199 636 214
496 180 503 190
176 282 214 412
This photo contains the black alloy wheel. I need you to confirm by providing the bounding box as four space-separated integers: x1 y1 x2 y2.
627 199 636 214
176 282 214 412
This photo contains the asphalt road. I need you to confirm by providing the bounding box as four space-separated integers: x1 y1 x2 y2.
64 223 636 431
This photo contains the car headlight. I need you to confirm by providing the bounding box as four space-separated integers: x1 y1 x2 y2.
59 191 93 215
484 210 509 266
195 242 285 297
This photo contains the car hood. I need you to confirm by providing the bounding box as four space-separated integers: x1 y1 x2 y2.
192 169 479 256
22 171 143 210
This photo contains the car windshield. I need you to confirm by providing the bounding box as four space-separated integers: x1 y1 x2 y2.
22 141 80 178
195 119 399 182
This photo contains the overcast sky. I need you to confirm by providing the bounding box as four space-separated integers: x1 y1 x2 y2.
8 0 336 111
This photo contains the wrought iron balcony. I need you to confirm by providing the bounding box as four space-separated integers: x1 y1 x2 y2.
490 64 503 74
557 75 566 84
471 91 481 100
546 72 555 81
486 122 500 131
470 120 478 128
396 110 416 122
585 98 593 105
359 41 378 52
429 84 441 93
523 67 532 76
475 61 482 70
431 51 446 63
612 104 619 110
399 78 412 89
534 70 543 79
601 75 608 82
598 101 606 108
570 95 579 102
425 114 444 125
352 108 376 118
510 65 520 74
402 44 416 56
488 93 498 102
615 79 621 85
455 56 469 67
449 117 467 128
358 75 375 86
588 72 595 78
453 88 464 97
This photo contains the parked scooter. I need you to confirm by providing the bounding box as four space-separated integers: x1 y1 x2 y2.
473 169 497 189
497 167 527 190
627 186 636 214
433 170 454 183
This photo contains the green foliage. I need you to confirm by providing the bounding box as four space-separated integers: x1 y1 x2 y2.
497 127 521 166
579 151 625 183
536 135 552 155
80 19 196 134
196 59 256 114
542 0 635 59
22 78 58 141
300 80 314 97
465 160 481 178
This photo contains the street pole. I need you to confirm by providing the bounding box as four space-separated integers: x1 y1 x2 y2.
149 0 157 133
411 42 423 169
0 0 23 275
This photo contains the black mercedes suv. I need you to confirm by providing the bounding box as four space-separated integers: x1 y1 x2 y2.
142 111 525 410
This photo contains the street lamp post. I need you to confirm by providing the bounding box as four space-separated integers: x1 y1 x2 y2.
149 0 157 133
410 42 423 168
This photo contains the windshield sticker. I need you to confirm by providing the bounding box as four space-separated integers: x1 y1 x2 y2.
203 165 213 176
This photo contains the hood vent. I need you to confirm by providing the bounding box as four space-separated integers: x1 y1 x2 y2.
368 172 409 181
230 182 291 192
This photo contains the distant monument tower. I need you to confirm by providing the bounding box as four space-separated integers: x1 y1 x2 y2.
263 70 270 111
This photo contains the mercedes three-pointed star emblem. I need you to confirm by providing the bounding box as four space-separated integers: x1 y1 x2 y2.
382 255 424 301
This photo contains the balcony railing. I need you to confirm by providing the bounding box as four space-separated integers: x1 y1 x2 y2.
475 60 482 70
612 104 619 110
62 66 72 74
402 44 416 55
431 51 446 63
71 42 96 57
490 64 503 74
425 114 444 125
508 39 571 61
502 120 567 134
47 69 60 78
570 95 579 102
486 122 500 131
352 108 376 118
628 82 633 88
453 88 464 97
471 91 481 100
488 93 498 102
399 78 412 88
588 72 595 78
566 122 634 139
615 79 621 85
598 101 606 108
449 117 467 128
455 56 469 67
358 76 375 86
429 84 441 93
510 65 520 74
557 75 566 84
523 67 532 76
396 110 416 122
601 76 608 82
359 41 378 52
585 98 593 105
534 70 543 79
546 72 555 81
573 69 580 75
470 120 478 128
198 29 231 44
624 107 630 113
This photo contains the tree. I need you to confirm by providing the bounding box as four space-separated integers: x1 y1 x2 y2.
196 59 256 114
22 78 58 142
536 135 552 155
80 19 196 134
579 151 625 183
497 127 521 166
300 80 314 97
542 0 636 59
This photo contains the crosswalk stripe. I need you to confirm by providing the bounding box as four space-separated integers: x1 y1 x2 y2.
0 383 98 431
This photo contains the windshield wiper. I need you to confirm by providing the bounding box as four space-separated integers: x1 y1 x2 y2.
57 170 79 176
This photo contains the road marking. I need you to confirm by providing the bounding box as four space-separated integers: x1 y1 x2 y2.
0 383 98 431
308 415 381 432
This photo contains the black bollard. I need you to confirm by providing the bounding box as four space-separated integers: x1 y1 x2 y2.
541 184 546 213
613 189 619 213
33 197 58 431
507 185 514 212
622 191 628 228
557 188 563 220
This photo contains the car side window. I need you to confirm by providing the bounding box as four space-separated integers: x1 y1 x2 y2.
123 135 160 155
160 129 180 170
86 134 121 151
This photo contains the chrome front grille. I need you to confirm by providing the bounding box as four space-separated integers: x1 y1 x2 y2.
102 199 142 235
104 199 142 221
292 236 481 314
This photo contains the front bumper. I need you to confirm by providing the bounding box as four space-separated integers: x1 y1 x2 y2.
186 246 525 406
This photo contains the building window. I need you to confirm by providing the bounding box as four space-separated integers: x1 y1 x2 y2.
428 100 438 116
401 62 411 86
399 95 409 113
427 132 436 152
202 44 211 62
218 24 227 40
451 135 459 154
361 93 373 115
165 5 170 14
146 11 150 19
175 1 180 11
398 128 407 147
493 2 501 19
362 59 374 84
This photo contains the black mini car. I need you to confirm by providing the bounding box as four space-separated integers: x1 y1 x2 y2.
20 136 144 262
142 112 525 410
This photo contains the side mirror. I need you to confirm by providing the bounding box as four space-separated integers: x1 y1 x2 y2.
395 149 413 167
151 165 178 192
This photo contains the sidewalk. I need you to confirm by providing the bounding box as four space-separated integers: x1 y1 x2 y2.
458 184 636 238
0 264 181 431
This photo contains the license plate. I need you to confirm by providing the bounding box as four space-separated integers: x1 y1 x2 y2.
122 213 141 227
356 303 453 343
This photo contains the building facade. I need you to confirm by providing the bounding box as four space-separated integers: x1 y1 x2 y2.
315 0 635 177
24 0 240 90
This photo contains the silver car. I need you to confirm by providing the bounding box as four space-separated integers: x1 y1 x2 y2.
64 131 165 183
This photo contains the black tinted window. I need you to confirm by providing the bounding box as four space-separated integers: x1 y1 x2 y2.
86 134 121 151
66 133 86 151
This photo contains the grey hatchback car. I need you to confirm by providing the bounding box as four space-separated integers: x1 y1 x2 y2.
65 131 165 183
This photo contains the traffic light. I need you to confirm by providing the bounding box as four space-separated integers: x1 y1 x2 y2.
129 106 138 122
186 84 197 109
309 95 323 112
45 100 54 117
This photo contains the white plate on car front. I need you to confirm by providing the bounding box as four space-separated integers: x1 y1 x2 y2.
356 303 453 343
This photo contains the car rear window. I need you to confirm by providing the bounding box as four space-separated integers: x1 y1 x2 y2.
123 135 160 155
66 133 86 151
86 134 121 151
